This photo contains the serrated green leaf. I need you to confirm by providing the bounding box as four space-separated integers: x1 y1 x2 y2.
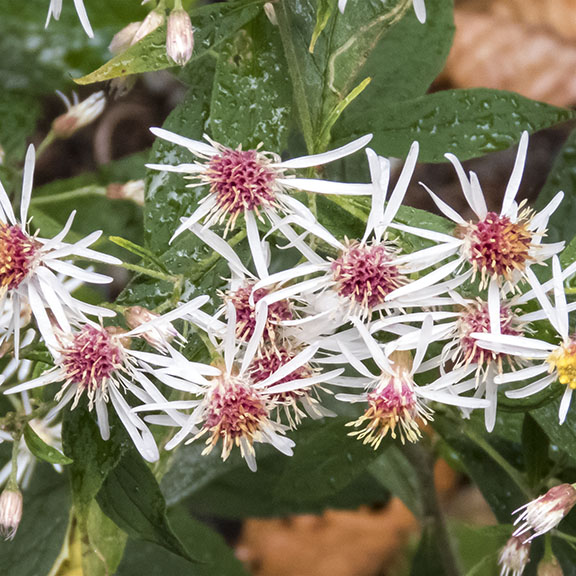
535 127 576 244
0 466 70 576
338 88 575 163
209 14 291 150
116 507 249 576
97 448 196 563
23 423 72 466
75 1 264 84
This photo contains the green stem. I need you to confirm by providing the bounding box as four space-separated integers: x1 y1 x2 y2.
30 186 106 206
35 131 57 159
275 1 315 153
7 435 21 491
119 262 179 283
404 442 462 576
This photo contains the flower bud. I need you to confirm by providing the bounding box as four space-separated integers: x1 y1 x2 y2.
52 91 106 140
538 556 563 576
166 9 194 66
263 3 278 25
131 9 164 46
106 180 145 205
125 306 179 353
109 21 142 54
0 145 5 166
0 488 23 541
514 484 576 541
498 535 530 576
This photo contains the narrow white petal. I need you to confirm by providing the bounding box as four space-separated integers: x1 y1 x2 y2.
45 260 112 284
265 369 343 395
72 0 94 37
224 303 237 375
495 364 548 384
473 332 556 352
245 211 269 279
96 400 110 440
351 317 390 372
488 279 501 335
505 374 555 398
150 128 218 157
413 0 426 23
240 302 268 375
170 196 218 242
421 184 466 224
276 134 372 169
279 178 372 196
531 191 564 231
20 145 35 225
257 344 320 388
389 222 457 244
501 131 528 216
559 387 573 424
553 256 569 341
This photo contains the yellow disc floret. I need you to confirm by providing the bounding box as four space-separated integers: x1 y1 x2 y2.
548 342 576 389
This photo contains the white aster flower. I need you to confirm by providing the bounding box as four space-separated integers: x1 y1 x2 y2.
255 144 465 329
513 483 576 542
146 128 372 277
338 0 426 24
46 0 94 38
334 316 489 446
473 256 576 424
138 303 342 471
4 297 213 462
390 131 564 330
0 145 121 356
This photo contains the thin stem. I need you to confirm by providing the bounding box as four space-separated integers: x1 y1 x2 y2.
35 131 57 159
7 435 22 491
403 442 462 576
30 186 106 206
119 262 180 283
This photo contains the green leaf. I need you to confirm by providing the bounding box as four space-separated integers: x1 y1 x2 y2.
23 423 73 466
109 236 169 273
532 397 576 466
310 0 338 53
521 415 551 491
369 445 423 517
76 1 264 84
410 524 446 576
209 13 292 150
0 466 70 576
144 57 215 251
276 0 413 151
116 507 249 576
535 127 576 244
275 417 386 501
96 448 195 563
338 88 575 163
62 405 124 523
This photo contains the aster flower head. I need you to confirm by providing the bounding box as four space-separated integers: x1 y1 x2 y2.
5 297 214 462
335 316 490 446
498 535 531 576
513 483 576 542
0 145 121 356
473 256 576 424
146 128 372 277
46 0 94 38
139 303 342 471
394 132 564 304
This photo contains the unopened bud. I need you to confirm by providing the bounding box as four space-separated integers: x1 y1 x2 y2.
109 21 142 54
105 326 132 349
52 91 106 139
131 9 164 46
263 3 278 25
106 180 145 205
498 535 530 576
514 484 576 541
125 306 179 353
538 556 563 576
166 9 194 66
0 488 23 541
0 145 4 166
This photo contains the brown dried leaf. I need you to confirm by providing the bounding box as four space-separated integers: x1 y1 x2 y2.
445 8 576 107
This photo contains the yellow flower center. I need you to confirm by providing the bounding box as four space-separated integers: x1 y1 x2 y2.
548 343 576 389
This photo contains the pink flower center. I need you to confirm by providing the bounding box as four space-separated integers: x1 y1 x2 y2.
349 362 431 447
226 282 292 341
0 224 38 290
331 242 404 312
61 326 124 394
457 300 522 367
202 376 269 459
250 346 312 395
206 149 277 224
462 211 533 282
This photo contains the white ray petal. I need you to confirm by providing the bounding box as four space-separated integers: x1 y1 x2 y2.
501 132 528 216
421 183 466 224
20 145 35 225
278 178 372 196
150 128 218 157
505 374 555 398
